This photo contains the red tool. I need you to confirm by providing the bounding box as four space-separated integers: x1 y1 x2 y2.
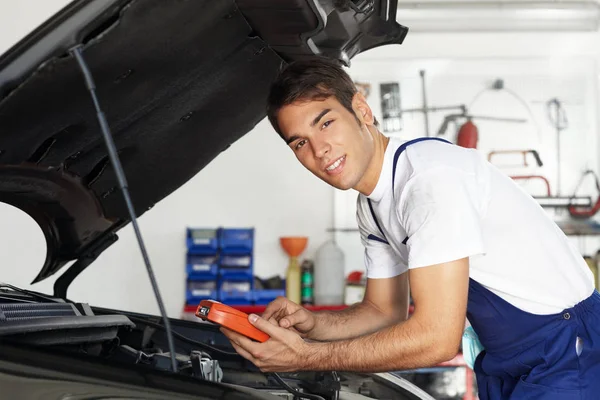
487 149 543 168
510 175 551 196
195 300 270 342
568 170 600 218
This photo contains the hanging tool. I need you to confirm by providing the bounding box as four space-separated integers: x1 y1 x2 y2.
488 149 543 168
547 98 568 196
398 70 468 137
568 170 600 218
437 112 528 149
510 176 552 196
469 78 542 142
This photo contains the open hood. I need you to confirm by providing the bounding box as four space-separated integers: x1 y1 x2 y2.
0 0 407 296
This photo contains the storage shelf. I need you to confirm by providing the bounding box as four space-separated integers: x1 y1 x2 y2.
556 219 600 236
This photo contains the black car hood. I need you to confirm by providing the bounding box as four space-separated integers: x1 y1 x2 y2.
0 0 407 295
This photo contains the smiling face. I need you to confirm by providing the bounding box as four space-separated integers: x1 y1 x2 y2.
277 93 382 193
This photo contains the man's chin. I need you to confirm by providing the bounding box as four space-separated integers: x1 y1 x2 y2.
327 178 355 191
313 171 356 190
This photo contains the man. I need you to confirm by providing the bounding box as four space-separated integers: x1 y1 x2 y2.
221 57 600 399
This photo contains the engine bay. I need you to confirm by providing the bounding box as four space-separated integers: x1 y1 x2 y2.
0 285 425 400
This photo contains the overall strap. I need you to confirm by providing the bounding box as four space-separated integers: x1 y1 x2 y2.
389 137 453 245
367 198 389 245
392 137 452 191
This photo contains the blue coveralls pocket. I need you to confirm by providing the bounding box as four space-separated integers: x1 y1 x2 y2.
514 378 581 400
511 327 582 398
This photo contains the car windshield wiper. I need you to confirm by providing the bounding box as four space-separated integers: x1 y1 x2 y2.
70 45 178 373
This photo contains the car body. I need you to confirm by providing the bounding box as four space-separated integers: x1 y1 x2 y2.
0 1 437 398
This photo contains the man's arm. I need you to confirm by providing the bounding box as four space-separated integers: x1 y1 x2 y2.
221 257 469 372
310 272 410 341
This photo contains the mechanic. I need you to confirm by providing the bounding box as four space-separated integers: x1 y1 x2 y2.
221 57 600 399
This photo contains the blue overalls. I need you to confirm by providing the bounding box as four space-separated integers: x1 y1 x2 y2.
389 137 600 399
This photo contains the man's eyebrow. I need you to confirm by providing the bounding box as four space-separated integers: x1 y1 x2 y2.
285 135 300 145
310 109 331 127
284 109 331 144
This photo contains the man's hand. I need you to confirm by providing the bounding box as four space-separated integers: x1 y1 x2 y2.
261 297 316 338
221 313 311 372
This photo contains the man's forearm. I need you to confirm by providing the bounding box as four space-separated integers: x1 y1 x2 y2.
310 300 405 341
303 315 457 372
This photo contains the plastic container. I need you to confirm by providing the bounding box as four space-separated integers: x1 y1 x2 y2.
219 289 253 305
219 267 253 280
314 240 345 305
301 260 314 305
219 253 253 281
220 281 252 293
186 280 217 304
186 254 219 279
186 228 219 254
220 255 253 268
220 228 254 254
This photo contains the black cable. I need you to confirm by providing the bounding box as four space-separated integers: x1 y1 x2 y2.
270 373 326 400
468 85 542 141
127 315 238 356
70 45 178 373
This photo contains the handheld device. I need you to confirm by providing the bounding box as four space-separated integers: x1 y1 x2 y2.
195 300 270 343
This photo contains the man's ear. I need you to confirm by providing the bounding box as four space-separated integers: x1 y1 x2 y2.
352 92 375 126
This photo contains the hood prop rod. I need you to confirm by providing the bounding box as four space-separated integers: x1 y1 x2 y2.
70 45 178 373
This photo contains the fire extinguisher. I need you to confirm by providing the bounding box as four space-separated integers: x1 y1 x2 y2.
456 120 478 149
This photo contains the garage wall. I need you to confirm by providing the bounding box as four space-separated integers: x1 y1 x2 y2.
1 2 600 317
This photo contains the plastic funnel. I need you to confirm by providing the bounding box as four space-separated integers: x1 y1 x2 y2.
280 237 308 257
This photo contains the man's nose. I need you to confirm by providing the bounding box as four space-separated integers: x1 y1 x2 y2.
313 137 331 159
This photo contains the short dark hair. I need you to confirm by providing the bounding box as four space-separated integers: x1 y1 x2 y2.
266 57 360 139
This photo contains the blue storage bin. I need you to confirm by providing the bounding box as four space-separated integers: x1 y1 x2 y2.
219 289 253 305
219 267 253 280
186 254 219 278
219 280 252 292
187 228 219 254
220 254 252 268
186 280 218 304
219 228 254 254
253 289 286 305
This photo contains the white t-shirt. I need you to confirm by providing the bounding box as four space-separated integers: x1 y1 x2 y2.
357 137 595 315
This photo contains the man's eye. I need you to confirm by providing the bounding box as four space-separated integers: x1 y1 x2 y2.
295 139 307 150
322 120 333 129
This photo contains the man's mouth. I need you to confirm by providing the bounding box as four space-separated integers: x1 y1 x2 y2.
325 155 346 174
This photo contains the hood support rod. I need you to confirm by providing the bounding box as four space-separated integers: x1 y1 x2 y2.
70 45 178 373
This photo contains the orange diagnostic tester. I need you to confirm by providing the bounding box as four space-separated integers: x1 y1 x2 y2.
195 300 270 343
